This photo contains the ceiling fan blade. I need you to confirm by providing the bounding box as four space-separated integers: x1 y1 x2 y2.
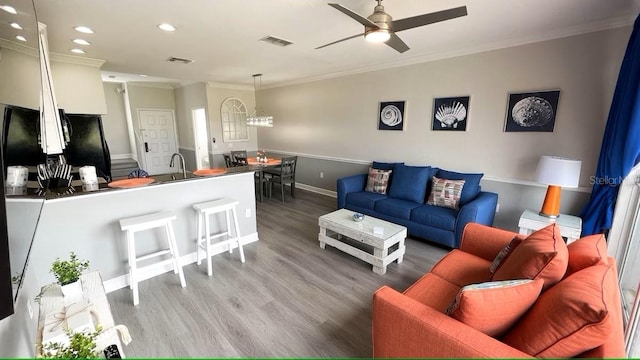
328 3 379 28
315 33 363 50
385 33 410 53
392 6 468 32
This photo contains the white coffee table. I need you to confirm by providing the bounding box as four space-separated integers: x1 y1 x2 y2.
318 209 407 275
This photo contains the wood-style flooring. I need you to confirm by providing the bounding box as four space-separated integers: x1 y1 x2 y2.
108 189 449 357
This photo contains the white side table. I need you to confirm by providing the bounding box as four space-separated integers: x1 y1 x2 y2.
518 209 582 244
36 271 128 357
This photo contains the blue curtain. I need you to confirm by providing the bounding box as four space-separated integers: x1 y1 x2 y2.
581 14 640 236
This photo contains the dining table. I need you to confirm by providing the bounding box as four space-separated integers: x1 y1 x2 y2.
247 156 282 202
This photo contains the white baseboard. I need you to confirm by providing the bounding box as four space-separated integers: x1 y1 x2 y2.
103 232 259 293
296 183 337 198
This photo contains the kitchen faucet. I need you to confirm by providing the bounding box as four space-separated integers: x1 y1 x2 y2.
169 153 187 179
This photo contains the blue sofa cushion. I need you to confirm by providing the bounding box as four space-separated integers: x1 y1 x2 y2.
388 164 437 203
375 198 423 220
373 161 404 171
346 191 387 211
437 169 484 205
410 204 457 231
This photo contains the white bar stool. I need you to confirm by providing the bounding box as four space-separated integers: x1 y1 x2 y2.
119 211 186 306
194 198 245 276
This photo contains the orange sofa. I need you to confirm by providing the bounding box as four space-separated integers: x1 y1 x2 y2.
372 223 625 358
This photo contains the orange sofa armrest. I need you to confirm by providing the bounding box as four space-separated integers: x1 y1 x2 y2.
372 286 533 358
459 223 522 262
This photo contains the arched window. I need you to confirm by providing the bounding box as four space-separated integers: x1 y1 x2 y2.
220 97 248 142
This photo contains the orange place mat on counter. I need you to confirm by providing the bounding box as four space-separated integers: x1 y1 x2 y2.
193 168 227 176
108 178 155 188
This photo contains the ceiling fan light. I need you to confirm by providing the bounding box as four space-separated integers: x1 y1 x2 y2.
365 29 390 43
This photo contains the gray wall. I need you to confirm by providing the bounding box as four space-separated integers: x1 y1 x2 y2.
267 151 589 232
127 83 178 163
127 83 177 131
102 82 133 157
206 84 258 164
50 57 107 114
175 83 208 168
257 27 630 227
0 44 106 114
0 45 40 109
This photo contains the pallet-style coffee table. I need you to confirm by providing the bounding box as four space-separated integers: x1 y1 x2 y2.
318 209 407 275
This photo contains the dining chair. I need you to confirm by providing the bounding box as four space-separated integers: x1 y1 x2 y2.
230 150 248 166
223 154 233 168
267 156 297 203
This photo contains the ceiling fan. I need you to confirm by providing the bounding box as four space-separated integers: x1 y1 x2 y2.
316 0 468 53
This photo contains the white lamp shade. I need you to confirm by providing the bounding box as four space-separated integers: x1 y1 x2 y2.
535 156 582 188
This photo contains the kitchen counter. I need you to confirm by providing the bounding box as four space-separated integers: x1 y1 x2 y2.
9 170 259 296
6 165 260 200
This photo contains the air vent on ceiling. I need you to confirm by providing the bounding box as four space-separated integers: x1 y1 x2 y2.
167 56 194 64
260 35 293 47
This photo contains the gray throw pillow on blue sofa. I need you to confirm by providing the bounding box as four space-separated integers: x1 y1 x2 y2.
388 164 438 204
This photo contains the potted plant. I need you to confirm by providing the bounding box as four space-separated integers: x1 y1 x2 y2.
50 252 89 298
40 327 102 359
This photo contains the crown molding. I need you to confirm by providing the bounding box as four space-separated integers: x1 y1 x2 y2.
264 14 636 90
49 52 105 67
126 82 176 90
0 38 38 57
207 81 254 91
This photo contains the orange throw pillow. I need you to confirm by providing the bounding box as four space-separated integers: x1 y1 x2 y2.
492 223 568 290
446 279 544 337
565 234 608 276
502 263 616 357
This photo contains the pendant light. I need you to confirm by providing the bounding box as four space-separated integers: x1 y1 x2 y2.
246 74 273 127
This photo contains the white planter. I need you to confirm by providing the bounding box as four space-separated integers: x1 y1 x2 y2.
60 280 82 299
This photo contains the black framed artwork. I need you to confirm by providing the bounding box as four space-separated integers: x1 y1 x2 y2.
504 90 560 132
432 96 469 131
378 101 405 131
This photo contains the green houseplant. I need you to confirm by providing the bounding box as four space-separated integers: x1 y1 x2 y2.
40 327 102 359
50 252 89 297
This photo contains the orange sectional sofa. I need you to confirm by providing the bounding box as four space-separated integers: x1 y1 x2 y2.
372 223 625 358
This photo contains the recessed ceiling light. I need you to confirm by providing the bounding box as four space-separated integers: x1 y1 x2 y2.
73 39 91 45
0 5 17 14
70 48 86 54
15 35 26 42
157 23 176 32
10 22 22 30
139 74 148 77
74 26 94 34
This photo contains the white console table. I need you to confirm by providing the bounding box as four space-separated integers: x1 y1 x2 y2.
36 271 128 357
518 209 582 244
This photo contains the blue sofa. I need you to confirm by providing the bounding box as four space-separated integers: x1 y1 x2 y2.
337 162 498 248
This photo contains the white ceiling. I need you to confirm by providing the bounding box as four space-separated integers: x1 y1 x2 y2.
2 0 640 87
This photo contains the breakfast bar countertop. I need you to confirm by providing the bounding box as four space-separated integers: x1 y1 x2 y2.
6 165 262 201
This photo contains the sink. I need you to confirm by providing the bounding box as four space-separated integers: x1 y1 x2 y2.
193 168 227 176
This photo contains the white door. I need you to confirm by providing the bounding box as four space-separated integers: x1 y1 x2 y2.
138 109 177 175
192 108 210 169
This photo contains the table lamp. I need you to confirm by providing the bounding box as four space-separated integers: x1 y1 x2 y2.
535 156 582 218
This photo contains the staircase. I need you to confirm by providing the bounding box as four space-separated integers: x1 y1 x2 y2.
111 158 140 179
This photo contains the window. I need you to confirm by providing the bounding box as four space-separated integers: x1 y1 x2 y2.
609 165 640 356
220 97 248 142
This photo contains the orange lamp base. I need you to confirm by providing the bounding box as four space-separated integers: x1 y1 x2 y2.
539 185 562 218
